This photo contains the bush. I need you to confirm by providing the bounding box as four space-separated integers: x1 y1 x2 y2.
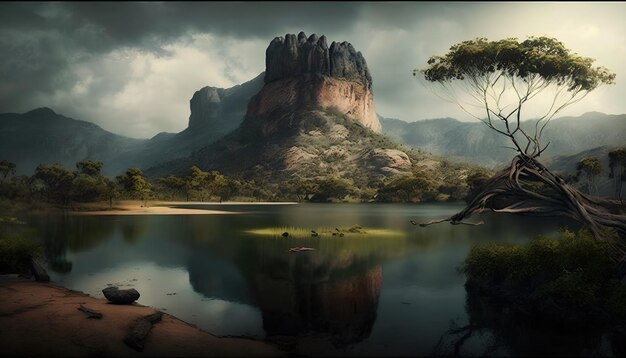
0 217 41 272
0 235 41 272
462 229 626 319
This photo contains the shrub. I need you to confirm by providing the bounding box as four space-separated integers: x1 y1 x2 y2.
462 229 626 319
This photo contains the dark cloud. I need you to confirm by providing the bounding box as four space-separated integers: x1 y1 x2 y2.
0 2 624 137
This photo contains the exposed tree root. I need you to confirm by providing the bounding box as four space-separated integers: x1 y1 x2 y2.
420 155 626 263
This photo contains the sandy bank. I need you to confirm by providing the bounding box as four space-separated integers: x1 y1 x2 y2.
71 200 297 216
0 275 285 357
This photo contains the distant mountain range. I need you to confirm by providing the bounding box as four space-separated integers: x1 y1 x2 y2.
0 74 264 175
380 112 626 168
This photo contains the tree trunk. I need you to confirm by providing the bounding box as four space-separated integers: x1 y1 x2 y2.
420 155 626 263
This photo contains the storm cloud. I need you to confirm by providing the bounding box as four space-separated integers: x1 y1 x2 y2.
1 2 625 138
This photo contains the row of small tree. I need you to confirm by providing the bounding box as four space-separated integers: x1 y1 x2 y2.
1 159 480 205
0 160 247 207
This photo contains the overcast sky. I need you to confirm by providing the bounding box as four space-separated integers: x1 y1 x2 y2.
1 2 625 138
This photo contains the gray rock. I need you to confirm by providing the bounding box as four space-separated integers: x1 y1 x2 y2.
102 286 140 304
264 32 372 88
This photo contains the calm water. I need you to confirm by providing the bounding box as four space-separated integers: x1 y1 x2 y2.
26 203 618 356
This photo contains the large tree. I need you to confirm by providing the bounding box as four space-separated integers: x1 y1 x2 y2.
415 36 625 261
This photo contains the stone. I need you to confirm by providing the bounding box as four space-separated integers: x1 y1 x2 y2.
263 32 372 89
102 286 140 304
367 149 412 173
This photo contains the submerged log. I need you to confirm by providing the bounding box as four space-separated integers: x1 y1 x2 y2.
123 311 163 351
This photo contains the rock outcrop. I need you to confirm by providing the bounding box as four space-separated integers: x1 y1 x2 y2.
246 32 381 133
366 148 412 174
187 73 264 132
264 32 372 89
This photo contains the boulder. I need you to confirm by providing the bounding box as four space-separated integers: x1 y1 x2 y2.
102 286 140 304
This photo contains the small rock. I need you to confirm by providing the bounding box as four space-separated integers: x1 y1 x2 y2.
102 286 140 304
282 232 289 237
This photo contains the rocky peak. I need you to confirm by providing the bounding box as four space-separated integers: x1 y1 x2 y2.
187 73 265 132
265 32 372 89
188 86 225 130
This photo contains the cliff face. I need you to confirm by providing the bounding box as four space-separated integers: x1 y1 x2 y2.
245 32 380 133
187 73 265 133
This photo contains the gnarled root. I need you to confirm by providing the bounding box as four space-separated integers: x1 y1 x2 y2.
420 155 626 262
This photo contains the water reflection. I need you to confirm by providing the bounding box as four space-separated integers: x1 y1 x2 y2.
25 204 604 356
433 284 622 357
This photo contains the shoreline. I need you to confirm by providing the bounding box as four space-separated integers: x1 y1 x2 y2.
0 274 285 356
69 200 298 216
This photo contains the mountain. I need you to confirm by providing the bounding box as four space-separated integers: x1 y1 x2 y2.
0 107 145 175
116 73 265 173
0 74 264 175
380 112 626 168
147 32 469 194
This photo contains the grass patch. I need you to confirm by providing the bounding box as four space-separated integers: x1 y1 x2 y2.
462 229 626 321
246 225 404 239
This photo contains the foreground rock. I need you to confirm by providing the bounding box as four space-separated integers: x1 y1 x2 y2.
124 311 163 351
102 286 140 304
0 275 284 357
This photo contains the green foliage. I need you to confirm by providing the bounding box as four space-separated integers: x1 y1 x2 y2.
116 167 152 203
159 175 186 200
310 176 353 202
0 216 41 272
32 163 76 205
462 229 626 317
420 37 615 91
376 171 437 202
76 160 103 177
465 168 492 202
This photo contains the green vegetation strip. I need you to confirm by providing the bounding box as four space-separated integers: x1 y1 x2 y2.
462 229 626 320
246 225 404 239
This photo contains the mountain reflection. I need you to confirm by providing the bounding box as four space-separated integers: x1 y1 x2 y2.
187 236 391 348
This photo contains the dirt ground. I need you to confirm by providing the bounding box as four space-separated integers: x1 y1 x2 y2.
0 275 285 357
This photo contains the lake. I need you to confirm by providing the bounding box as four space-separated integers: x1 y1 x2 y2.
26 203 618 356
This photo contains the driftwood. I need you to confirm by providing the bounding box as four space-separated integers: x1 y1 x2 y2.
77 304 103 319
419 154 626 263
123 311 163 351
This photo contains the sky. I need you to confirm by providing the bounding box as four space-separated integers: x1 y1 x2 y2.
1 2 625 138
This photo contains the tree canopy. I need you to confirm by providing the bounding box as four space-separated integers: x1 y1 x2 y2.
416 36 615 158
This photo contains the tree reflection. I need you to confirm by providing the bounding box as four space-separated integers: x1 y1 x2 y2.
432 285 621 356
31 214 116 273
